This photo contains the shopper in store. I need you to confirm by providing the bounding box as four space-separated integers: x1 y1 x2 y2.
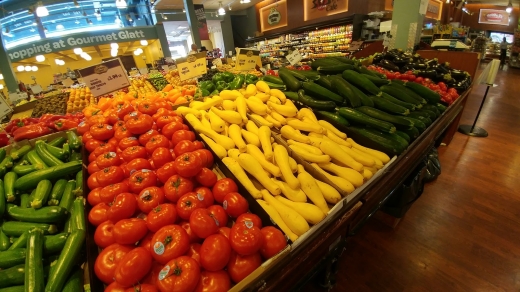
189 44 198 55
500 37 508 69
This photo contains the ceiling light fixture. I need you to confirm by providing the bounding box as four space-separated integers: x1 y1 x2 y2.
111 43 119 49
242 0 251 4
74 48 83 54
73 0 80 7
82 11 87 16
126 14 133 22
161 13 167 19
0 74 3 80
218 2 226 15
25 66 32 72
36 55 45 62
32 66 38 71
446 0 450 3
35 2 49 17
75 19 80 24
17 65 25 72
228 4 232 10
111 49 118 57
56 24 64 30
4 27 10 34
0 84 3 90
140 40 148 46
95 9 101 17
116 0 128 9
506 0 513 13
86 18 93 25
183 9 186 12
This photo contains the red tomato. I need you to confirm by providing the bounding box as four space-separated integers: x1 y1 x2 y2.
105 281 126 292
194 187 214 207
138 129 160 147
87 187 103 206
94 220 116 248
88 151 97 163
155 115 178 130
137 186 166 214
156 256 200 292
163 175 194 203
151 147 173 169
187 243 202 266
85 139 104 153
194 270 231 292
129 169 157 194
87 172 101 190
150 225 190 264
227 252 262 283
212 178 238 203
96 166 125 188
83 131 95 144
92 143 117 158
123 158 152 177
218 227 231 239
207 205 228 228
100 182 130 204
161 122 184 140
126 114 154 135
189 208 219 239
139 232 155 251
145 135 169 155
121 146 147 163
156 161 177 184
174 153 202 178
193 141 204 150
192 150 208 169
96 152 121 168
138 101 158 116
173 140 195 157
229 220 263 256
259 226 287 259
90 123 115 141
87 161 101 175
114 127 133 141
195 168 217 187
223 192 248 218
177 192 205 221
108 193 137 222
200 234 231 271
94 243 133 284
77 120 90 135
88 203 109 226
124 284 158 292
117 103 135 120
181 221 201 243
146 203 177 232
114 247 153 287
108 137 119 148
119 137 140 150
114 120 126 129
152 108 174 121
114 218 148 245
171 130 195 146
236 213 262 229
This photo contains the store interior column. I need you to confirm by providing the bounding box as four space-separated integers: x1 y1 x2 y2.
0 34 18 93
391 0 424 50
155 23 172 58
183 0 202 49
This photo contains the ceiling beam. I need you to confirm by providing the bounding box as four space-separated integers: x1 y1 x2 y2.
94 45 103 58
123 41 137 54
54 52 78 62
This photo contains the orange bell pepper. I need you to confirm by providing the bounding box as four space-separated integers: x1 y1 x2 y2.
182 85 197 96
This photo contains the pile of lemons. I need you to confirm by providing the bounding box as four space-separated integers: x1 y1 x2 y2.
67 87 96 113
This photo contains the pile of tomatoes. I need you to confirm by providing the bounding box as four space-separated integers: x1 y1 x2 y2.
81 103 288 292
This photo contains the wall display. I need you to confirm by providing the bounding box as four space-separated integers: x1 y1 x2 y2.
259 0 288 32
235 48 261 71
479 9 510 26
78 58 131 98
194 4 210 40
304 0 349 21
175 52 208 81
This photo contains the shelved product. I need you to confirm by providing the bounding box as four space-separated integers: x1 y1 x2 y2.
510 30 520 68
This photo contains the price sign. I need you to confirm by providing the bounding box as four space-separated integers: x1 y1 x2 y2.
175 52 208 81
8 92 27 105
212 58 223 67
286 50 303 65
0 94 13 120
235 48 261 71
30 85 42 94
78 58 131 98
139 68 149 75
62 78 74 87
348 41 364 51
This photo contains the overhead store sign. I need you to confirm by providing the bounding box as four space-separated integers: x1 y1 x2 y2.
259 0 288 32
479 9 510 26
194 4 210 41
78 58 131 98
304 0 348 21
7 27 158 62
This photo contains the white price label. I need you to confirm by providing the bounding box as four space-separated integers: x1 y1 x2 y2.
286 50 303 65
77 58 131 98
0 94 13 120
348 41 364 51
383 36 391 48
8 92 27 105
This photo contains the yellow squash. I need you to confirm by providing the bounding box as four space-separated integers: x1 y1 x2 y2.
247 144 282 177
222 157 262 198
257 199 298 241
262 190 309 236
273 145 300 190
276 196 326 225
237 153 281 195
297 165 329 214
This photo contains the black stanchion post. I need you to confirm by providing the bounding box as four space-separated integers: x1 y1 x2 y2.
458 84 493 137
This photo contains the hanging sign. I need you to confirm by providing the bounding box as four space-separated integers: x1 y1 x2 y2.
259 0 288 32
286 50 302 65
479 9 510 26
176 52 207 81
0 94 13 120
348 41 364 51
235 48 261 71
78 58 131 98
303 0 349 21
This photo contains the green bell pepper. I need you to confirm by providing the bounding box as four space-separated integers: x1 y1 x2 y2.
216 81 229 91
221 72 235 83
229 74 245 90
212 73 225 83
210 89 220 97
195 88 210 100
199 80 215 92
245 74 258 85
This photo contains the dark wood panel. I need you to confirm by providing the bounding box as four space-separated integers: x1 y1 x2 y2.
416 50 481 78
462 4 519 33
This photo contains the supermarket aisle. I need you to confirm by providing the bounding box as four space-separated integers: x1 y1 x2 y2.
332 66 520 291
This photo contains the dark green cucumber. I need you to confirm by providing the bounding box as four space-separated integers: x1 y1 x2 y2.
280 67 307 81
1 222 58 237
369 96 410 115
436 103 447 113
30 180 52 209
0 180 4 218
262 75 284 85
12 164 41 176
331 56 358 65
13 155 29 167
19 193 31 208
43 233 69 255
45 143 70 161
338 107 396 133
347 126 406 155
0 264 26 288
402 117 426 132
4 172 18 202
315 75 333 91
405 81 441 104
416 110 437 120
302 82 343 104
401 127 420 140
0 285 25 292
7 204 68 223
356 106 414 129
407 112 432 125
282 91 299 102
297 90 336 111
7 231 28 251
10 145 31 161
62 269 83 292
68 151 82 162
381 85 422 106
59 181 76 212
264 82 286 90
310 58 341 70
35 141 63 167
48 179 67 206
44 229 86 292
318 64 356 75
66 131 82 151
70 199 86 231
329 76 361 107
0 229 10 251
361 74 390 86
47 137 66 147
25 229 44 292
279 71 301 92
388 82 427 104
345 80 374 107
394 131 410 143
286 69 320 80
342 70 381 96
380 92 416 110
317 111 350 127
26 151 47 169
14 161 82 191
358 66 385 78
421 104 441 117
366 128 409 152
0 249 26 269
0 149 5 162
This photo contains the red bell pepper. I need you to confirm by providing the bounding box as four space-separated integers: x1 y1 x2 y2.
13 123 53 141
0 132 9 147
53 119 79 131
40 114 65 123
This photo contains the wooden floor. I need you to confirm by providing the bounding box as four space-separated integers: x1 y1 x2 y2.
328 66 520 292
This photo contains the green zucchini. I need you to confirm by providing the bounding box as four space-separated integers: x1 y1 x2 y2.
394 131 410 143
407 112 432 126
59 181 76 211
7 231 28 251
262 75 284 85
283 91 299 102
0 229 10 251
347 126 405 155
26 151 47 169
30 180 52 209
48 179 67 206
25 229 44 292
380 92 416 110
70 199 86 231
47 137 66 147
388 82 427 104
318 64 356 75
421 104 441 116
19 193 31 208
0 157 14 177
345 80 374 107
0 180 4 217
329 76 361 107
286 69 320 80
357 66 385 78
302 82 343 103
297 90 336 111
12 164 41 176
68 151 82 162
436 103 447 113
315 75 333 91
14 161 82 191
5 172 18 202
0 264 26 288
342 70 381 96
361 74 390 86
356 106 414 129
279 71 301 92
369 96 410 116
416 110 437 120
310 58 341 70
366 128 409 152
402 117 426 132
66 131 82 151
264 82 286 91
1 222 58 237
401 127 420 140
10 145 31 161
381 85 422 106
0 285 25 292
44 230 86 292
405 81 441 104
0 148 5 162
317 111 350 127
331 56 358 65
0 249 26 269
7 204 68 223
280 67 307 81
62 269 83 292
35 141 63 167
338 107 396 133
13 155 29 167
43 233 69 255
45 143 70 161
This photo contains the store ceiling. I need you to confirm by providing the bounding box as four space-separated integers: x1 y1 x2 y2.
154 0 261 12
162 20 222 41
